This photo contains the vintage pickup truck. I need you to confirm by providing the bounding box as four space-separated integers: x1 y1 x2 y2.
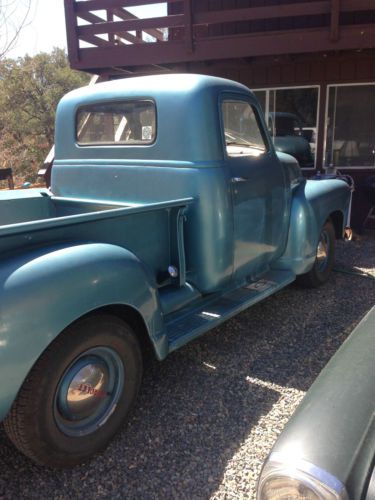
0 74 351 467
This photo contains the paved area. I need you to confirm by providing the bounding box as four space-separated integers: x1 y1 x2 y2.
0 232 374 499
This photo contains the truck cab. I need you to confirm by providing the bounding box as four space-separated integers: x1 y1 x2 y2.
53 75 295 291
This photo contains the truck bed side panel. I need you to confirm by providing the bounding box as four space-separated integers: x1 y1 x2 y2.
0 199 188 281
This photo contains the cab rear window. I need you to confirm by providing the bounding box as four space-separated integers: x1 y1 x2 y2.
76 100 156 145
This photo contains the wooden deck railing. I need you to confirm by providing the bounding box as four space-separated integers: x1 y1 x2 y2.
64 0 375 73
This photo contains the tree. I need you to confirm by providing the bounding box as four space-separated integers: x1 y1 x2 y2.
0 0 31 59
0 48 90 182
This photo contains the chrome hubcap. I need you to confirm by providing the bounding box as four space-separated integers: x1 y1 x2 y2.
64 357 109 420
54 347 124 437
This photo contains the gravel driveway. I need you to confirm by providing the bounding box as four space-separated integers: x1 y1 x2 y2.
0 232 374 499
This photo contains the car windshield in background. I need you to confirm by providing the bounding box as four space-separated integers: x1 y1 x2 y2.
273 115 301 137
76 100 156 145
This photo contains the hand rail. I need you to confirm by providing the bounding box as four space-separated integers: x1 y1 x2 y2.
70 0 374 42
64 0 375 71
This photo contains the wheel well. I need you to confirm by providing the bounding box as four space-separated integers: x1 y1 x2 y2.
83 305 157 361
329 211 344 239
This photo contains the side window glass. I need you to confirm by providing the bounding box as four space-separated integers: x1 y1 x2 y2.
222 100 267 157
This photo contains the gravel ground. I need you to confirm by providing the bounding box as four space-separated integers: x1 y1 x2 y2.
0 231 374 499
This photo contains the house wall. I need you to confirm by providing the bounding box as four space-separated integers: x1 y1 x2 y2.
179 50 375 229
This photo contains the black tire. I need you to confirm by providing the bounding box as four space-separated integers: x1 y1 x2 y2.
3 314 143 467
296 219 336 288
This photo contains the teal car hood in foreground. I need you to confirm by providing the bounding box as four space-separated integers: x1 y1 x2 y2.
258 306 375 500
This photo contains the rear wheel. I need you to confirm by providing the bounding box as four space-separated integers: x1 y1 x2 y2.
297 219 336 288
4 314 142 467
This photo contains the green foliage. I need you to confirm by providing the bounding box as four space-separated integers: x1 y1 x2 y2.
0 48 90 183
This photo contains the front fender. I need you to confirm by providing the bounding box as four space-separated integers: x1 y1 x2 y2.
274 178 351 275
0 243 166 421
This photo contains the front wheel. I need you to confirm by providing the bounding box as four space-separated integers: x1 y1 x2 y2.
296 219 336 288
4 314 143 467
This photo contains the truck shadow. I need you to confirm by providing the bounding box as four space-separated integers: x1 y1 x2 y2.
0 236 373 498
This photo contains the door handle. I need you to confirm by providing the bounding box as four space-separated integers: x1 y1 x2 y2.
230 177 249 183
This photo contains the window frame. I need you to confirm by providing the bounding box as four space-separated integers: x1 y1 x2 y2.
75 98 157 147
323 82 375 170
220 94 271 159
252 85 320 171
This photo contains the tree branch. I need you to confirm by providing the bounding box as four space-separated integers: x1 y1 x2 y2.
0 0 32 59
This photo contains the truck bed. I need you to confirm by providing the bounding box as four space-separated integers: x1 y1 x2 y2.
0 189 192 282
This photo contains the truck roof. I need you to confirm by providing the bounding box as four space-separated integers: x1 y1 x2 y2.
55 74 256 163
61 73 250 103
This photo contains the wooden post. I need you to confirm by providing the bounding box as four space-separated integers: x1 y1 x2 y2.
107 9 115 45
184 0 194 53
316 84 327 171
64 0 80 66
7 173 14 190
330 0 340 41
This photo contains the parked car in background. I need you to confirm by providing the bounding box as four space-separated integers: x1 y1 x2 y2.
257 305 375 500
269 112 315 169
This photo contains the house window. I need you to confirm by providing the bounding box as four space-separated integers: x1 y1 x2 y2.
253 86 319 169
324 84 375 169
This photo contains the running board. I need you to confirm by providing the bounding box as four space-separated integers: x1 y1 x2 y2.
166 269 295 352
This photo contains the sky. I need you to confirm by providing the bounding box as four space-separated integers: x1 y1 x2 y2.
7 0 67 58
8 0 166 59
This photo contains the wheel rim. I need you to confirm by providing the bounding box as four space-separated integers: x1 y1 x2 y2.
54 347 124 437
316 228 330 272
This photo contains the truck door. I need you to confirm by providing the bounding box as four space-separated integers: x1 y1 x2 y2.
221 96 289 281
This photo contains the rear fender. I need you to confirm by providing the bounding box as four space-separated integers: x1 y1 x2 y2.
0 243 166 421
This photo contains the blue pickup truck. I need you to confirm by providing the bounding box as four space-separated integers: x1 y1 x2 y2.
0 74 351 467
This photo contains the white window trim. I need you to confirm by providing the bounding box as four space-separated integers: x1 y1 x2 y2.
252 85 320 171
323 82 375 170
